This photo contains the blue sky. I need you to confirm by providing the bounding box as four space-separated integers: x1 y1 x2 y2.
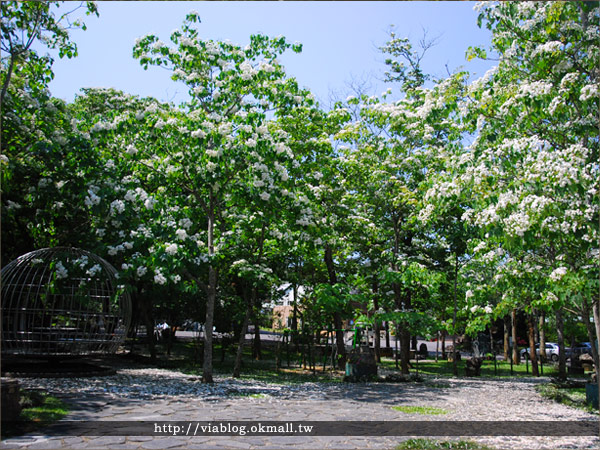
48 1 494 106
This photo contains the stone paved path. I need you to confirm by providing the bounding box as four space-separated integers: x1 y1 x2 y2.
2 366 599 450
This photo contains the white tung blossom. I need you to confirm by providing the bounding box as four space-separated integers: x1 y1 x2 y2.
532 41 562 56
239 61 257 80
86 264 102 276
165 243 178 255
175 229 188 240
110 200 126 215
85 189 101 207
580 84 598 102
154 269 167 285
179 218 193 229
144 197 156 210
550 266 567 282
55 261 68 279
504 211 531 237
191 129 206 139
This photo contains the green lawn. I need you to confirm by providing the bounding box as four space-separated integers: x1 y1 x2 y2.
2 390 70 438
535 383 595 412
392 405 449 415
396 438 493 450
379 357 566 378
128 336 590 384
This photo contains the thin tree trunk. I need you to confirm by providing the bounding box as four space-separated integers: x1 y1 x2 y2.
452 253 459 376
141 298 156 361
592 300 600 428
232 302 251 378
324 245 347 369
373 280 381 363
203 204 217 383
253 314 262 360
503 315 511 361
291 283 298 332
441 330 446 359
385 322 390 348
203 265 216 383
533 309 540 351
0 54 16 107
556 308 567 380
512 309 519 365
527 312 539 376
400 326 411 374
582 300 599 374
538 312 546 361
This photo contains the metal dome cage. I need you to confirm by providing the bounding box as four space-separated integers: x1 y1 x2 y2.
1 247 132 357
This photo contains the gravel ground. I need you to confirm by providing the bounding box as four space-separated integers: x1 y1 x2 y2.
6 365 600 450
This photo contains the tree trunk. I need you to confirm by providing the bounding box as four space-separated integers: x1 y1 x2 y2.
441 330 446 359
141 298 156 361
503 315 511 361
400 326 411 375
385 322 390 348
203 265 216 383
0 53 16 106
538 311 546 361
253 317 262 360
592 300 600 421
555 308 567 380
324 245 347 369
452 253 459 376
232 302 251 378
533 309 540 350
582 300 599 376
291 283 298 332
527 312 539 376
373 281 381 363
511 309 519 365
203 204 217 383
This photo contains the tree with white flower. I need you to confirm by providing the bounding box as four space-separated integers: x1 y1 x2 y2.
78 13 311 382
447 1 599 377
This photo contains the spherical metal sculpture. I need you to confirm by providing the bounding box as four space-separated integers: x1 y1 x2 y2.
1 247 132 357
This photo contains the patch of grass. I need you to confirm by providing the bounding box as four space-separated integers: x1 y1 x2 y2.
392 405 449 415
380 357 563 379
2 390 70 438
535 383 595 412
20 395 70 423
228 392 267 398
396 438 493 450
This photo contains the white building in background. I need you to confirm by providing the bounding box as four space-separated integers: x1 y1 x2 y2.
270 283 305 330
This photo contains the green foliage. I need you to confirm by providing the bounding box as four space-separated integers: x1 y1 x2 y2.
392 405 448 415
2 2 598 380
396 439 493 450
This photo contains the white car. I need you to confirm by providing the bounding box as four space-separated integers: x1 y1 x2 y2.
520 343 562 362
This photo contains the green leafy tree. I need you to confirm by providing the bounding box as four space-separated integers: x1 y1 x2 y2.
76 13 311 382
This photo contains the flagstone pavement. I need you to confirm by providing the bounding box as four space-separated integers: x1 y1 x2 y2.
2 365 599 450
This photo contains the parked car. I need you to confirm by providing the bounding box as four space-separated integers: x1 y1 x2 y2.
571 342 593 358
520 343 564 362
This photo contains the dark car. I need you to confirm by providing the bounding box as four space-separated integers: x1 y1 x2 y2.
571 342 593 358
